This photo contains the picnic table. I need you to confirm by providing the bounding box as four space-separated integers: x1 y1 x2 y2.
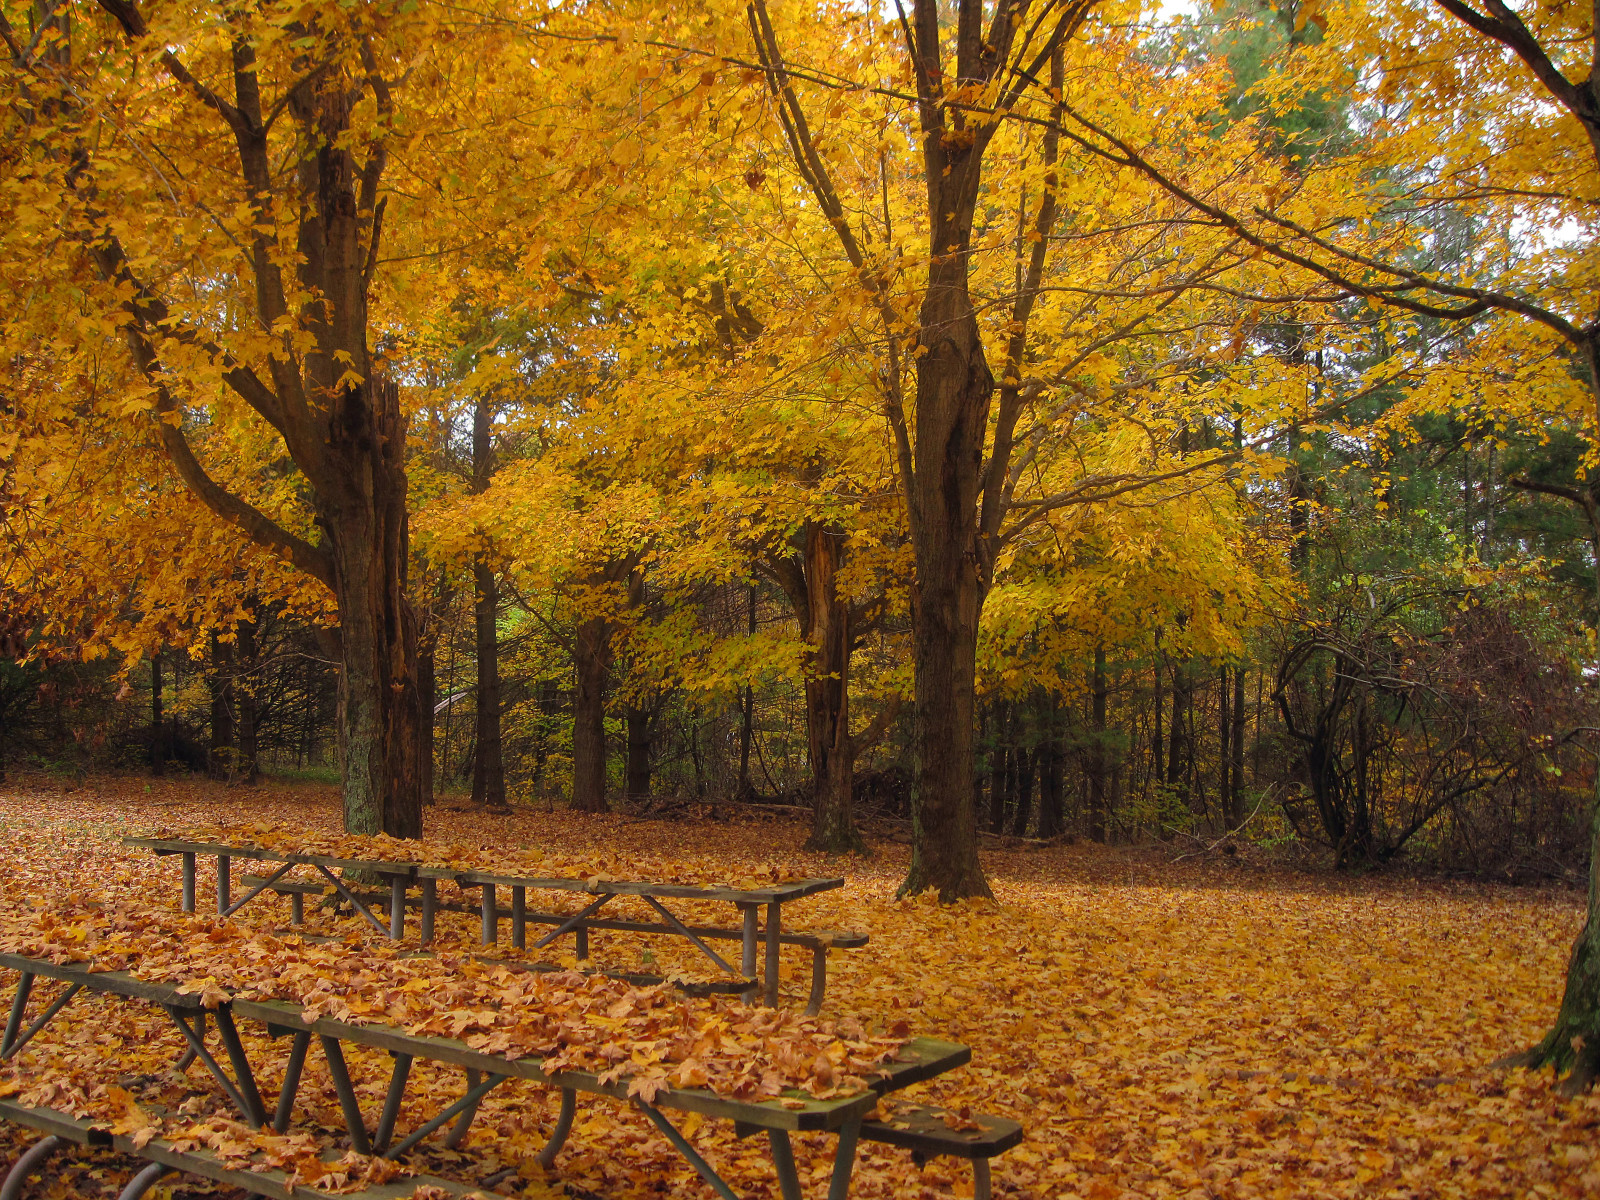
122 835 864 1012
0 948 1019 1199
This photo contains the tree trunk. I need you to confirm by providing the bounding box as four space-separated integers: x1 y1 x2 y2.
1011 741 1034 838
469 388 505 809
235 617 259 784
797 525 865 853
1230 660 1246 826
987 702 1006 835
571 615 610 813
1219 665 1231 823
208 634 235 781
1167 659 1191 812
150 651 164 777
471 560 506 808
737 585 757 800
1087 644 1108 841
1505 756 1600 1092
626 703 653 801
1037 696 1063 839
419 638 436 805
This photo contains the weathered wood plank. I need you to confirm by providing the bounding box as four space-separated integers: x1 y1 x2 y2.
0 954 206 1010
860 1105 1024 1159
229 999 891 1131
0 1099 493 1199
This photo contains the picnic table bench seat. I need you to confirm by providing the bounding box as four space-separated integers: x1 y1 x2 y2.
859 1105 1023 1200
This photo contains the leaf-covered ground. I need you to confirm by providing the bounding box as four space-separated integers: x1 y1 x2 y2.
0 772 1592 1199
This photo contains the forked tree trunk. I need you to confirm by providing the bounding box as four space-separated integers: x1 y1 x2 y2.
571 615 610 813
800 524 865 854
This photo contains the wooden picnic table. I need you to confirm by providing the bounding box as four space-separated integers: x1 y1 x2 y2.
0 948 983 1200
122 836 858 1010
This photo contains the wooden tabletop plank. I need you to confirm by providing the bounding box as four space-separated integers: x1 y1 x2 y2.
0 953 206 1009
0 1099 494 1199
124 836 842 905
232 998 929 1132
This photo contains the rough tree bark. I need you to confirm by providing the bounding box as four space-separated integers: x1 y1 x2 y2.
571 613 611 813
768 524 868 853
33 4 425 836
208 634 234 781
235 616 259 785
750 0 1086 900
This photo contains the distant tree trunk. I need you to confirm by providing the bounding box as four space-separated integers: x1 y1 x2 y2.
1230 661 1246 825
419 639 436 806
1167 660 1190 811
1219 665 1232 824
1087 645 1108 841
236 618 259 784
798 526 864 853
571 615 610 813
150 651 165 777
1037 695 1063 839
1011 741 1034 838
471 561 505 808
209 635 235 780
737 584 757 800
626 703 653 801
992 706 1012 836
987 702 1006 834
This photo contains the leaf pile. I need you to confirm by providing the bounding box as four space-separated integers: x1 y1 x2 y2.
0 886 901 1106
1 773 1597 1199
152 822 811 892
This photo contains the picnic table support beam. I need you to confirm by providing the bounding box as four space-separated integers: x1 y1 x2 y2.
389 877 406 941
511 887 526 951
632 1100 739 1200
116 1161 172 1200
739 905 758 1005
374 1052 414 1153
765 901 781 1007
1 984 83 1062
641 897 739 978
384 1071 507 1160
273 1030 311 1133
0 1134 63 1200
319 1035 372 1155
535 1087 577 1168
312 864 391 940
166 1007 264 1129
480 883 497 945
973 1159 992 1200
768 1129 802 1200
291 891 304 926
175 1011 205 1072
213 1008 268 1128
806 948 827 1017
217 855 231 915
576 923 588 959
827 1116 861 1200
222 862 297 919
3 974 33 1056
419 878 436 945
531 894 612 953
444 1069 480 1150
181 852 196 913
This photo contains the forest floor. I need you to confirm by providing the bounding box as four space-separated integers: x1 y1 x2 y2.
0 770 1592 1200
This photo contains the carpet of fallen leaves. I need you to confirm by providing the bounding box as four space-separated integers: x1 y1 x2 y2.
0 771 1595 1200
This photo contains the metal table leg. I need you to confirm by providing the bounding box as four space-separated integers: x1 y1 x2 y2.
181 852 196 913
740 904 758 1005
827 1115 861 1200
420 878 436 945
216 855 231 915
0 1135 63 1200
535 1087 577 1167
480 883 498 945
116 1162 172 1200
765 900 781 1006
768 1129 803 1200
389 876 406 941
